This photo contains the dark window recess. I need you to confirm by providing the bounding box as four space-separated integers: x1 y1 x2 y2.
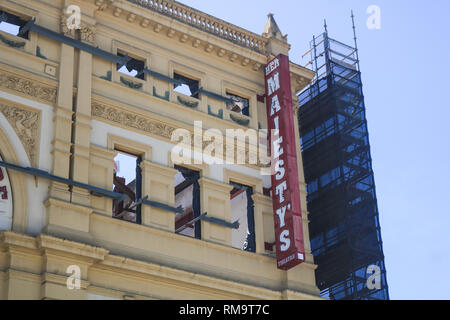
113 151 142 224
116 52 145 80
173 73 199 98
174 166 201 239
0 10 30 39
230 182 255 252
226 92 250 116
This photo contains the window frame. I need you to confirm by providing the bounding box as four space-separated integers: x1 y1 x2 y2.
112 40 151 91
222 81 258 129
0 5 38 56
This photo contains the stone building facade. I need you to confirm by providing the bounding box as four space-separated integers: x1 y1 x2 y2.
0 0 319 300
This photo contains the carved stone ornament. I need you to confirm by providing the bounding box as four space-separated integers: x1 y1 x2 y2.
92 101 267 168
0 101 41 166
0 70 57 104
92 101 176 140
61 16 96 45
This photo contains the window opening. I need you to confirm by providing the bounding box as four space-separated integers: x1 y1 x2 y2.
230 182 255 252
173 73 199 98
0 10 30 39
117 52 145 80
174 166 201 239
113 151 142 224
226 92 250 116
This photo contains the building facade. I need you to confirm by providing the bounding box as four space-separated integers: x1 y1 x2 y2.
0 0 320 300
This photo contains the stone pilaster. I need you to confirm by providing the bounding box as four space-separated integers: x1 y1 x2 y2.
72 50 93 206
141 161 177 232
50 43 74 201
252 193 273 254
198 178 233 246
89 146 116 216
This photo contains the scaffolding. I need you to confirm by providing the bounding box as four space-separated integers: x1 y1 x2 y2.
297 17 389 300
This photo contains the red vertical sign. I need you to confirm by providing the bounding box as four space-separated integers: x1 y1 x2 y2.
265 54 305 270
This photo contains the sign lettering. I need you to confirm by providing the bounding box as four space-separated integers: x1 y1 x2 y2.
265 54 305 270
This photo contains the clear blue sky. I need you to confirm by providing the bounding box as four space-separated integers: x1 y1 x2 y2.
180 0 450 300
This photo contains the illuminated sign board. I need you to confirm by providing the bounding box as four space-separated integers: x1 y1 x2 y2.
265 54 306 270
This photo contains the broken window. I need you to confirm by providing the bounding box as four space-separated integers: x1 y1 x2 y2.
230 182 255 252
117 51 145 80
0 10 30 39
174 166 201 239
113 151 142 224
173 73 199 98
226 92 250 116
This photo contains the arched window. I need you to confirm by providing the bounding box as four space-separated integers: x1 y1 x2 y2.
0 156 13 231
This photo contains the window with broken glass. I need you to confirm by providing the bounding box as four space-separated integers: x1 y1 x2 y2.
116 51 146 80
173 73 199 98
113 151 142 224
230 182 256 252
174 166 201 239
0 10 30 39
226 92 250 117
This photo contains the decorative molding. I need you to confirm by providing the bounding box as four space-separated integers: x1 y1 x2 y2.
37 232 109 261
177 95 199 108
229 113 250 126
36 46 47 59
79 25 96 44
95 0 108 11
208 105 223 119
152 86 169 101
92 101 267 168
124 0 267 54
100 71 112 81
61 16 96 45
0 33 25 48
0 100 41 166
120 76 143 89
180 34 188 43
90 1 275 75
92 101 176 140
0 70 57 104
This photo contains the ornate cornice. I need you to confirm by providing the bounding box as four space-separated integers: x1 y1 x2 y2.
91 100 268 168
93 0 267 73
123 0 267 53
0 69 58 104
0 98 41 166
37 233 109 261
92 100 176 140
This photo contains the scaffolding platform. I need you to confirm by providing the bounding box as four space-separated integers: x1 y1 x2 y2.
297 21 389 300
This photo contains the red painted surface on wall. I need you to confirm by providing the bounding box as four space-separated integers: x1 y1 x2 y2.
265 54 305 270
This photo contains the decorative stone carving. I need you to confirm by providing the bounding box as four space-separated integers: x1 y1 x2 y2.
61 16 96 45
92 101 176 140
0 34 25 48
205 44 214 53
129 0 268 53
0 71 57 104
79 25 96 44
91 101 267 168
0 101 41 166
180 34 188 43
